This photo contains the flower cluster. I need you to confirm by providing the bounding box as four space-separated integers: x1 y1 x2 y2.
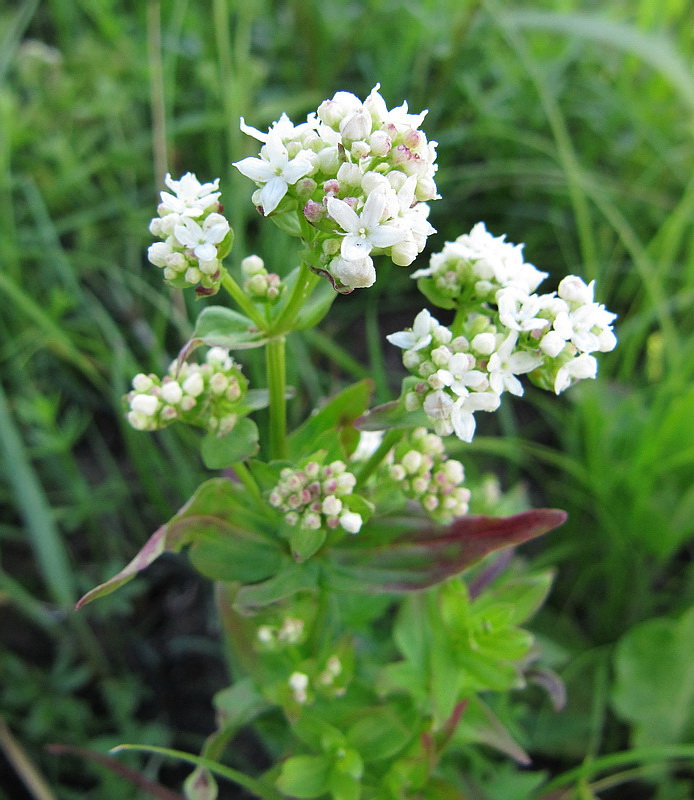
233 84 438 291
387 428 470 523
287 654 346 705
412 222 547 304
241 254 283 302
147 172 232 295
126 347 247 435
269 460 364 534
256 617 305 649
389 224 617 442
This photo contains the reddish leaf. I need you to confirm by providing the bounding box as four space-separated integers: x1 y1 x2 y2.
327 509 567 592
76 478 282 609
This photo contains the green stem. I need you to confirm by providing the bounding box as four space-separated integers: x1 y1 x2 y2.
110 744 285 800
355 428 401 488
231 460 262 502
270 261 320 335
266 335 287 460
220 270 266 328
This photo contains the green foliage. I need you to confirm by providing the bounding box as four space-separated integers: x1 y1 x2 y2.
612 605 694 747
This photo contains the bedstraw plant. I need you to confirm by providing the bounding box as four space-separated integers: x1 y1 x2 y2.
78 85 617 800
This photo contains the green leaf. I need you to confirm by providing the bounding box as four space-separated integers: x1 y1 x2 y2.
188 521 283 583
293 712 345 752
612 606 694 746
473 570 555 626
233 561 320 615
454 696 532 765
289 380 373 460
213 678 270 731
355 400 429 432
290 526 327 562
393 593 431 675
76 479 280 608
193 305 267 350
346 708 415 762
275 755 331 799
327 509 567 593
328 771 361 800
200 418 260 469
415 277 457 310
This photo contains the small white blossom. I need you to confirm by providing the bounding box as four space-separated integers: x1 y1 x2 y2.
173 213 229 263
487 333 543 397
387 308 437 351
233 130 313 215
288 672 310 704
159 172 220 217
339 511 363 534
554 353 598 394
327 189 404 262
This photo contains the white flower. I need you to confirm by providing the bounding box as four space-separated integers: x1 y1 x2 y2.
233 130 313 215
387 308 437 351
239 112 300 143
182 372 204 397
288 671 309 704
554 353 597 394
329 255 376 289
174 213 229 262
558 275 594 306
327 189 404 261
553 304 617 354
539 330 567 358
147 241 172 268
497 287 550 333
487 333 543 397
450 390 501 443
339 511 363 534
159 173 220 217
160 381 183 404
131 394 159 416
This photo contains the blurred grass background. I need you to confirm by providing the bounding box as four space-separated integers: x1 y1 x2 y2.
1 0 693 797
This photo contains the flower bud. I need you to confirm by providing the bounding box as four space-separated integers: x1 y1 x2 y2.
340 108 372 142
241 254 265 276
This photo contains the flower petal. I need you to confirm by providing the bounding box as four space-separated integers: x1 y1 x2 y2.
233 156 275 183
327 197 360 233
259 176 288 215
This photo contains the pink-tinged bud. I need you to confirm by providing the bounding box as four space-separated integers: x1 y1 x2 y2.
295 177 317 196
323 179 340 196
305 462 320 478
392 145 427 176
369 130 391 156
303 200 325 224
317 91 362 127
402 129 425 150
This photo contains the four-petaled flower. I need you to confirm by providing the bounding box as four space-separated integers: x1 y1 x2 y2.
174 213 230 263
327 190 404 261
233 130 313 215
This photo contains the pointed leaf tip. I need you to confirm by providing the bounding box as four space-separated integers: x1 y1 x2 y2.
329 508 567 592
